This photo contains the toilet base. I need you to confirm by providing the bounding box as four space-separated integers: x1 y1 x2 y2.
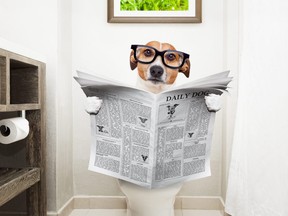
118 180 183 216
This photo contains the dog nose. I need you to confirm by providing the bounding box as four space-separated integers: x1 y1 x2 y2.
150 65 164 78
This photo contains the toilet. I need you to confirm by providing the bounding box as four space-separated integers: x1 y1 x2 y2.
118 179 183 216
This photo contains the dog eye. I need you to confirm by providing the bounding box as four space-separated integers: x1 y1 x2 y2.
165 53 176 61
143 49 153 57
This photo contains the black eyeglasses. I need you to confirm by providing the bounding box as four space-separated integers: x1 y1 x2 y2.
131 45 189 69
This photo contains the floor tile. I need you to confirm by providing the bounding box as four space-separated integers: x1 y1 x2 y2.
69 209 89 216
182 210 223 216
175 209 183 216
69 209 223 216
86 209 127 216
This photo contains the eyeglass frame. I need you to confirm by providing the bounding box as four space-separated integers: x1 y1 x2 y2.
131 44 190 69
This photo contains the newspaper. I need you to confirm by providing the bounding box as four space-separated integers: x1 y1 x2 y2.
74 71 232 189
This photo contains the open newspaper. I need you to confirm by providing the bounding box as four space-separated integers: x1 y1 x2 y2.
75 71 232 189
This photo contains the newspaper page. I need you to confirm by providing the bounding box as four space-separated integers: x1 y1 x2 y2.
152 88 217 188
84 86 156 188
75 71 232 188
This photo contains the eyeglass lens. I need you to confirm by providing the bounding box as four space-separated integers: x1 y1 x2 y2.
135 46 156 63
135 46 185 68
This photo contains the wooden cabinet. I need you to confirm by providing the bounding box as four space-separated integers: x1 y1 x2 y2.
0 48 46 215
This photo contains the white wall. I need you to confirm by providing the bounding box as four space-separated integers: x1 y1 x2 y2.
72 0 230 197
221 0 240 201
56 0 74 210
0 0 74 213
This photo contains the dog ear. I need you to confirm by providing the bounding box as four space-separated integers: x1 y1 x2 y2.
179 59 190 78
130 50 137 70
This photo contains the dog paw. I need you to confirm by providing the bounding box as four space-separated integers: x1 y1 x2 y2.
85 96 103 115
204 94 221 112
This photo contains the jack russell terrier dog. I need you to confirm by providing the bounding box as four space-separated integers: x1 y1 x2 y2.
85 41 221 114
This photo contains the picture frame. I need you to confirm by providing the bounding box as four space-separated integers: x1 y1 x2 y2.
107 0 202 23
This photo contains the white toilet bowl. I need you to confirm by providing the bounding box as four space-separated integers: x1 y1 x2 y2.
118 179 183 216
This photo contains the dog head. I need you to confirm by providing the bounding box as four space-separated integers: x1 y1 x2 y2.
130 41 190 93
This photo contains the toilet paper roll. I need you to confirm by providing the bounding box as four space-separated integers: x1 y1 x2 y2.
0 117 29 144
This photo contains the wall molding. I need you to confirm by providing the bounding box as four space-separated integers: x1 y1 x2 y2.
46 195 228 216
1 196 230 216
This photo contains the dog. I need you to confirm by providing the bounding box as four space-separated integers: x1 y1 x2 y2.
85 41 220 114
130 41 190 94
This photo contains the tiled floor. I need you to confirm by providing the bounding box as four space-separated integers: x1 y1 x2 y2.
69 209 223 216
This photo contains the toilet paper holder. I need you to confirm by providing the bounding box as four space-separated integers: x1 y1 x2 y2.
0 110 28 142
21 110 26 119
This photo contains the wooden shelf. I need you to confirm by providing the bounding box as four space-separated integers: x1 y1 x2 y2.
0 48 44 107
0 168 40 206
0 48 46 215
0 104 41 112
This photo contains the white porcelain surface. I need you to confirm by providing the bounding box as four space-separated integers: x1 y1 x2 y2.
118 180 183 216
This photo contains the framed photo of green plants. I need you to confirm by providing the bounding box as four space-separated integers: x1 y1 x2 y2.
108 0 202 23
